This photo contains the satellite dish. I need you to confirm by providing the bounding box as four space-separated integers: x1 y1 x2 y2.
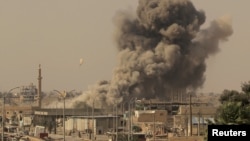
79 58 84 66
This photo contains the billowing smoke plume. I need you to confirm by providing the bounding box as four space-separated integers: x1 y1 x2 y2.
70 0 233 108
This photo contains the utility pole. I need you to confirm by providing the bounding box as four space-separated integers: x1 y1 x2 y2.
128 97 135 141
153 111 156 141
115 102 118 141
128 101 131 141
63 95 66 141
189 92 192 136
198 111 201 136
92 98 96 141
1 94 4 141
92 100 94 140
54 90 74 141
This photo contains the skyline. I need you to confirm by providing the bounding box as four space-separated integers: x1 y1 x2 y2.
1 0 249 94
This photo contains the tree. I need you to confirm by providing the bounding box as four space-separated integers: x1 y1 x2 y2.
219 90 249 105
241 81 250 94
219 90 239 103
132 125 142 132
215 81 250 125
215 102 243 124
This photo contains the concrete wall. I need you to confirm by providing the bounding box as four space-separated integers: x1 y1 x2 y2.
137 110 167 123
65 117 116 135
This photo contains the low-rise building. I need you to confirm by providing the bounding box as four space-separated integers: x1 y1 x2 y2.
173 105 216 136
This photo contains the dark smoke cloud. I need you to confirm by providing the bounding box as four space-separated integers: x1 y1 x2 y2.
69 0 233 108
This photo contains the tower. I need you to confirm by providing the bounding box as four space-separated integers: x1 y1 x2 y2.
38 64 42 108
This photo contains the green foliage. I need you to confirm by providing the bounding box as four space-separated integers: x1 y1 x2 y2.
219 90 240 104
216 102 242 124
204 81 250 141
215 81 250 125
135 103 144 110
237 104 250 124
241 81 250 94
132 125 142 132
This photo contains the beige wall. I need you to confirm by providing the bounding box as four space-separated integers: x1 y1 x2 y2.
65 117 116 135
136 110 167 123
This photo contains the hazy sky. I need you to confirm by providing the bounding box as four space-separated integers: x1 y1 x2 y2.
0 0 249 94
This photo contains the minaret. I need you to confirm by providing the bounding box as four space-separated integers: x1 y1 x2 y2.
38 64 42 108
